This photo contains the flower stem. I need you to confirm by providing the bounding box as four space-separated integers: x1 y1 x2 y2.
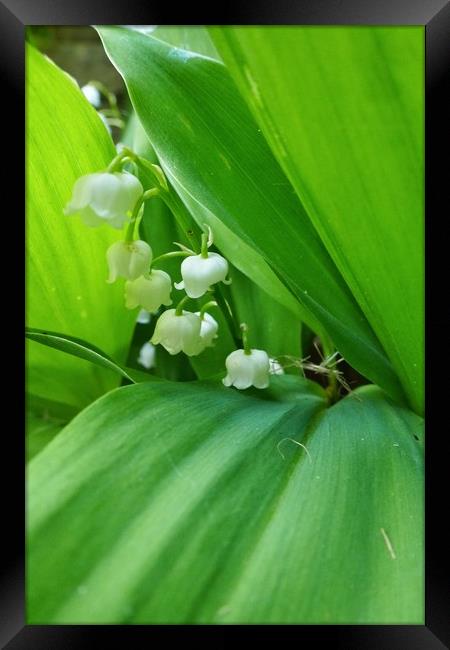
201 233 209 258
152 251 193 266
106 150 128 173
241 323 251 355
175 295 190 316
320 331 339 404
119 148 201 254
125 188 160 243
199 301 218 320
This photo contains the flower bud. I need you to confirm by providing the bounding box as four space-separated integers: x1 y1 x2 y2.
223 349 270 390
106 240 152 283
125 270 172 313
175 252 228 299
151 309 202 356
64 172 143 229
190 312 219 355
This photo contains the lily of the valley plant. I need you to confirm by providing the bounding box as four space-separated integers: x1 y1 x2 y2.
26 25 424 626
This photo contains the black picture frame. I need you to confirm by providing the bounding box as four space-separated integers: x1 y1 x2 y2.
3 0 449 647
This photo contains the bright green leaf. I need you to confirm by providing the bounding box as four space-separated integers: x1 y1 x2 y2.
27 377 423 623
147 26 220 60
26 394 79 462
210 27 424 414
26 327 139 384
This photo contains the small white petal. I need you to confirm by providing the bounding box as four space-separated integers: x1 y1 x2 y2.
189 312 219 355
137 342 156 369
81 84 101 107
137 309 151 324
64 174 98 215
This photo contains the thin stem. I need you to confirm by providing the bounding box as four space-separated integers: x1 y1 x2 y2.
201 233 209 258
319 331 339 403
106 150 128 173
175 295 190 316
241 323 251 355
152 251 193 265
119 149 200 253
199 301 218 320
87 80 121 119
143 188 160 201
124 188 160 243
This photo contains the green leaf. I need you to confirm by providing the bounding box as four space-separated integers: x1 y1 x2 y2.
26 394 79 462
26 43 136 408
25 327 141 384
210 27 424 415
96 27 405 406
228 266 302 362
27 377 423 623
147 26 220 60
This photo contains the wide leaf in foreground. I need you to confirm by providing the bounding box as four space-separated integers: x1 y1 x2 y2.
27 377 423 623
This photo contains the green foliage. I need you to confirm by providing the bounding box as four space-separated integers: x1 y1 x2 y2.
210 26 424 414
27 378 423 623
26 43 136 408
26 26 424 625
25 327 152 384
97 27 405 404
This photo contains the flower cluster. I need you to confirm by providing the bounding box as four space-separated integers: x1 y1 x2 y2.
64 157 272 390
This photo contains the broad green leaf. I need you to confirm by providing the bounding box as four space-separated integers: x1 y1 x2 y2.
26 394 78 462
26 44 136 408
97 27 405 405
210 27 424 415
28 377 423 623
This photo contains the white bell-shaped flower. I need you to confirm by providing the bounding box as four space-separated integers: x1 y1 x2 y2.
223 349 270 390
175 252 228 299
151 309 202 356
125 270 172 313
190 312 219 355
106 240 152 283
81 84 101 107
64 172 143 229
137 342 156 369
